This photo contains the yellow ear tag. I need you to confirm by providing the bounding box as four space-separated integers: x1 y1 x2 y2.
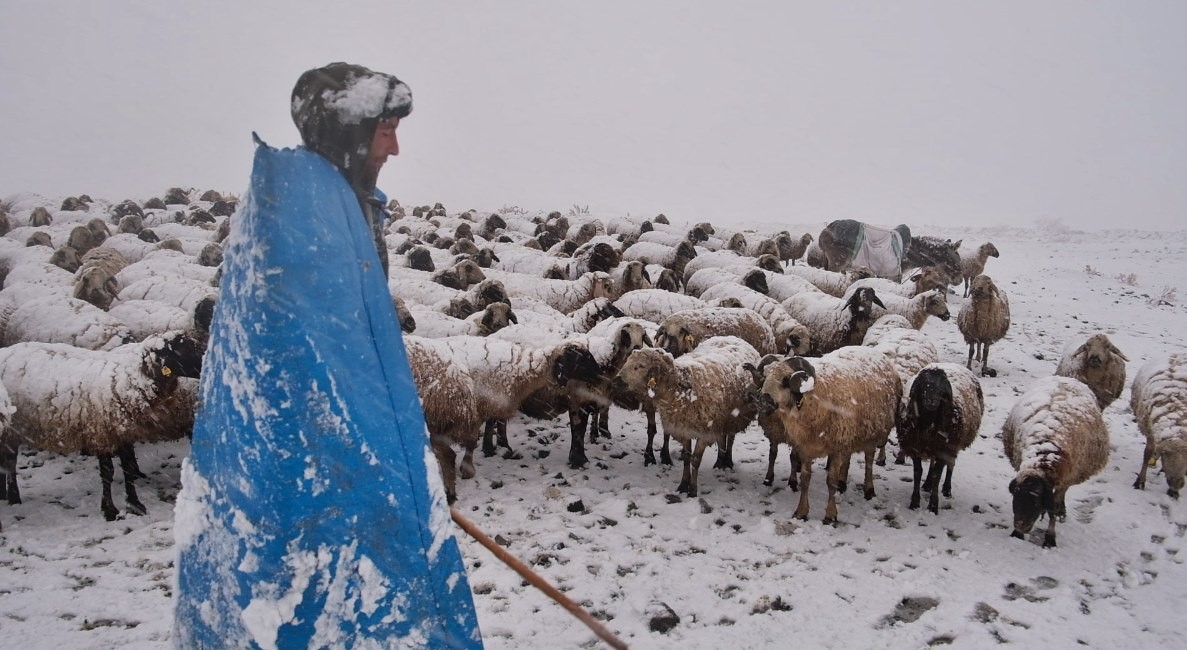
647 377 657 388
162 366 172 377
1148 455 1159 468
684 335 694 345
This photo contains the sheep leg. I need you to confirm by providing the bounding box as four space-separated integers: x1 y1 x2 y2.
824 454 844 525
459 441 477 480
116 442 147 480
677 439 694 495
595 406 611 440
1054 488 1068 521
482 419 499 457
981 344 997 378
567 407 590 469
788 448 801 491
909 456 923 510
685 438 709 498
1134 441 1154 490
713 432 734 470
875 442 887 467
98 453 119 521
0 442 19 505
793 459 813 520
966 343 976 371
925 460 944 514
940 460 955 499
117 445 147 517
1042 510 1058 549
430 438 458 505
833 455 850 495
763 439 778 487
862 448 877 501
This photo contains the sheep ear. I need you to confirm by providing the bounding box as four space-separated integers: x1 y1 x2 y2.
951 239 962 250
481 310 493 331
641 332 654 348
1072 344 1087 358
508 310 518 324
1110 343 1128 361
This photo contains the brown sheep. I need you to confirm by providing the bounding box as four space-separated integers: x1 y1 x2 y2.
957 274 1010 377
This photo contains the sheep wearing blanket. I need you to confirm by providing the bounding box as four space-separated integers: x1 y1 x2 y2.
896 363 984 514
758 346 902 523
1054 332 1128 411
615 337 760 497
0 331 205 520
1131 351 1187 498
1002 375 1109 548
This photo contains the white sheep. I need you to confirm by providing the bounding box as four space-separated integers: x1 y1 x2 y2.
0 331 206 520
782 286 885 355
484 270 614 314
613 288 712 324
1003 375 1110 548
106 297 216 342
896 363 985 514
114 274 219 313
961 242 1000 298
654 307 778 357
1131 352 1187 498
958 274 1010 377
1054 333 1129 411
859 288 951 330
848 266 948 298
683 266 773 299
755 269 824 303
1 295 133 350
621 240 699 279
407 302 519 338
757 346 903 523
698 283 812 356
615 336 761 497
784 265 871 297
862 314 941 466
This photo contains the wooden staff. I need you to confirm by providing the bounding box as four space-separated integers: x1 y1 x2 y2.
450 508 629 650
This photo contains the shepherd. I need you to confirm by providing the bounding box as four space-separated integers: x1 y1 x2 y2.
173 63 483 648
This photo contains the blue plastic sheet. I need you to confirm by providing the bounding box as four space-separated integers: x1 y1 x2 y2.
173 139 482 649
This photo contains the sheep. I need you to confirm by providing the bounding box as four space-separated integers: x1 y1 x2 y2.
0 331 206 520
757 346 903 523
48 245 81 273
615 336 761 496
115 248 217 287
403 336 483 504
73 248 130 310
782 286 885 355
407 301 518 338
621 240 698 280
609 260 652 298
861 288 951 330
957 274 1011 377
391 277 510 318
1 295 134 350
487 270 614 314
584 316 659 446
1054 333 1128 411
902 235 963 287
1002 375 1110 548
805 241 826 268
679 248 775 286
961 242 1000 298
107 296 216 342
654 307 778 357
1131 352 1187 498
429 259 487 290
742 354 808 490
684 266 770 299
698 283 813 356
896 363 985 514
755 270 823 303
848 266 948 298
114 274 220 313
784 232 814 266
636 225 709 249
862 314 941 466
784 265 872 298
613 289 711 324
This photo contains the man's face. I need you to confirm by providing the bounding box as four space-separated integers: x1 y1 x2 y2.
366 116 400 176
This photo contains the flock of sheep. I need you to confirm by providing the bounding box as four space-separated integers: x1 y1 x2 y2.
0 191 1183 551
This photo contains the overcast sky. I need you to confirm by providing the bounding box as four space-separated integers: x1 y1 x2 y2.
1 1 1184 231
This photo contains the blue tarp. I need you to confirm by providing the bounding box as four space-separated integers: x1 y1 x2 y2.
173 139 483 649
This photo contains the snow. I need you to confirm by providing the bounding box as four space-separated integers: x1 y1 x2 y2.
1 219 1187 648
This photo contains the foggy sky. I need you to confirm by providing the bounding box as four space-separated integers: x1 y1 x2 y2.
1 1 1184 231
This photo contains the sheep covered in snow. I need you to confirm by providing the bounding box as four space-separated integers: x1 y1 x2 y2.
615 336 761 496
698 283 812 356
73 247 130 310
613 289 713 325
1131 352 1187 498
863 288 951 330
757 346 902 523
1 295 134 350
958 274 1010 377
1054 333 1128 411
782 286 884 355
0 331 206 520
654 307 778 357
621 240 698 279
1002 375 1110 548
961 242 1000 298
896 363 985 514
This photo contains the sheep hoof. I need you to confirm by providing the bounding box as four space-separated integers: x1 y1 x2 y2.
643 453 656 467
875 458 886 467
1169 489 1180 500
502 450 523 461
1010 531 1025 540
983 368 998 378
836 481 848 494
793 511 809 521
909 498 920 510
1042 534 1057 548
1132 478 1145 490
863 487 876 501
822 516 836 526
482 446 498 458
928 503 939 515
102 505 119 522
762 478 774 487
660 452 673 466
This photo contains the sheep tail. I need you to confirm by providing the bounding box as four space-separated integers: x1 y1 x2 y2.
450 508 629 649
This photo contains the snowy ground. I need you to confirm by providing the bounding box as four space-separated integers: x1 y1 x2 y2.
1 221 1186 649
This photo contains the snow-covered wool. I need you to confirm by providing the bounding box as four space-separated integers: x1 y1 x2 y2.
390 277 509 318
73 247 130 310
958 274 1011 377
407 301 518 338
742 354 807 490
95 232 162 264
0 236 63 285
2 295 133 350
862 314 941 465
605 216 654 239
486 270 613 314
858 288 950 330
655 307 778 357
106 297 215 342
1054 333 1129 411
488 241 564 276
678 249 781 286
621 240 698 279
615 336 761 497
403 335 483 504
756 269 823 303
1131 352 1187 498
0 282 72 344
783 265 872 298
758 346 902 523
0 331 205 520
114 274 219 313
961 242 1000 298
683 266 770 299
902 235 963 287
782 286 885 355
848 266 948 298
698 283 812 356
1002 375 1110 548
613 288 710 324
4 260 74 289
609 260 651 299
636 225 708 249
896 363 985 514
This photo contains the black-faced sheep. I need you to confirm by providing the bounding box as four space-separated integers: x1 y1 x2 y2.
621 240 698 281
1054 333 1128 411
1131 352 1187 498
697 283 812 357
1003 375 1109 548
896 363 985 514
0 331 206 520
957 274 1010 377
615 337 760 497
782 286 885 355
758 346 902 523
